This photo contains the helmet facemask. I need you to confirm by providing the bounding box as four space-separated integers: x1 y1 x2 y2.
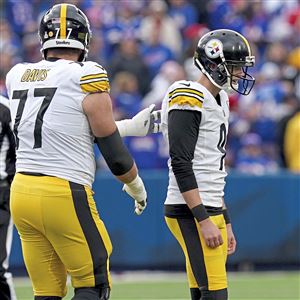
194 30 256 95
223 58 255 95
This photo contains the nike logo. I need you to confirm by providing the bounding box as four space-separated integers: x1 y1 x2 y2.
181 83 190 87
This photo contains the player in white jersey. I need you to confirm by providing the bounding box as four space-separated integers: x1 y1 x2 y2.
161 29 255 300
6 58 158 188
6 4 159 300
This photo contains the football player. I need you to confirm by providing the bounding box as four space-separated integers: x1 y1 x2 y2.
161 29 255 300
0 95 17 300
6 4 159 300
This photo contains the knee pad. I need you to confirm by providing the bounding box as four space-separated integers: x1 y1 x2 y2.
35 297 62 300
200 287 227 300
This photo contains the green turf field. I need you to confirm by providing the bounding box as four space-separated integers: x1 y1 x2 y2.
14 271 300 300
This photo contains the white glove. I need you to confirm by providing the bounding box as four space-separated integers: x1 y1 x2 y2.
116 104 161 137
122 175 147 215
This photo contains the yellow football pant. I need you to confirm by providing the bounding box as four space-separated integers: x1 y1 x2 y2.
165 214 227 291
10 173 112 297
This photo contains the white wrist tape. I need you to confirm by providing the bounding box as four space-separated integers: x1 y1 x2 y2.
116 119 132 137
123 175 147 215
126 175 143 192
126 175 147 203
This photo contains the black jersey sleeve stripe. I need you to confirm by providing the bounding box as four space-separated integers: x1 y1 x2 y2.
169 93 203 103
169 88 204 98
95 65 105 71
80 77 109 85
170 93 203 101
80 73 108 81
168 109 202 192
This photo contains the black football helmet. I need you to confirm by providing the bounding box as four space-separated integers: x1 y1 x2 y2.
39 3 91 62
194 29 255 95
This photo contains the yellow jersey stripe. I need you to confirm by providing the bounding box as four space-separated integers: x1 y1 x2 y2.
169 88 204 98
80 81 110 93
80 73 108 81
169 95 203 108
170 92 203 102
60 4 67 39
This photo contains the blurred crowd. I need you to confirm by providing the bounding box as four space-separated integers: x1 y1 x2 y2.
0 0 299 174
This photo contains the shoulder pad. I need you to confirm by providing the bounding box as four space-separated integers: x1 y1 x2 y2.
168 81 204 109
80 61 110 94
6 63 23 79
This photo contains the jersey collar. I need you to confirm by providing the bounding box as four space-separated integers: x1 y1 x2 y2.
46 57 61 62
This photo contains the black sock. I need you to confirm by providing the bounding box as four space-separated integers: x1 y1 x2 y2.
72 287 100 300
200 288 227 300
190 287 201 300
100 287 110 300
72 287 110 300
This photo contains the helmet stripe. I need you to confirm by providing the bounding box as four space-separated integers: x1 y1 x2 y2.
60 4 67 39
236 32 251 56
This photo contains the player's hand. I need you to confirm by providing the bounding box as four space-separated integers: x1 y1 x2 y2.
226 223 236 255
122 175 147 215
149 107 161 134
199 218 223 248
131 104 161 136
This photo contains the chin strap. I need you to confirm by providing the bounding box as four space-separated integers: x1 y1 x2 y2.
222 83 235 95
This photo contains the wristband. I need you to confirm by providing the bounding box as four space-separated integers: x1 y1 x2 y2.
191 204 209 222
222 209 231 224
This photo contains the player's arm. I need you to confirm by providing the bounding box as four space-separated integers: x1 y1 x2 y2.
222 198 236 255
80 62 160 138
168 109 223 248
82 92 147 215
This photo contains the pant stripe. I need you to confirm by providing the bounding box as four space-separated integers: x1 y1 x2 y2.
69 182 108 287
177 218 208 288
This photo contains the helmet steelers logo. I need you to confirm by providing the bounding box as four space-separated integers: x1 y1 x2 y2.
205 39 223 59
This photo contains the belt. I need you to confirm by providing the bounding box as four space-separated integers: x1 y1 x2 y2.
19 171 48 176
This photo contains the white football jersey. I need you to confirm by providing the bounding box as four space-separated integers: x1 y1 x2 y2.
161 80 229 207
6 59 110 187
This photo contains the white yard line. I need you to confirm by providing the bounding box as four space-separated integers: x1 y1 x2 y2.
13 270 300 285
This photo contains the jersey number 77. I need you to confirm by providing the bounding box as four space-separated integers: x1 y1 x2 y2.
12 88 57 149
